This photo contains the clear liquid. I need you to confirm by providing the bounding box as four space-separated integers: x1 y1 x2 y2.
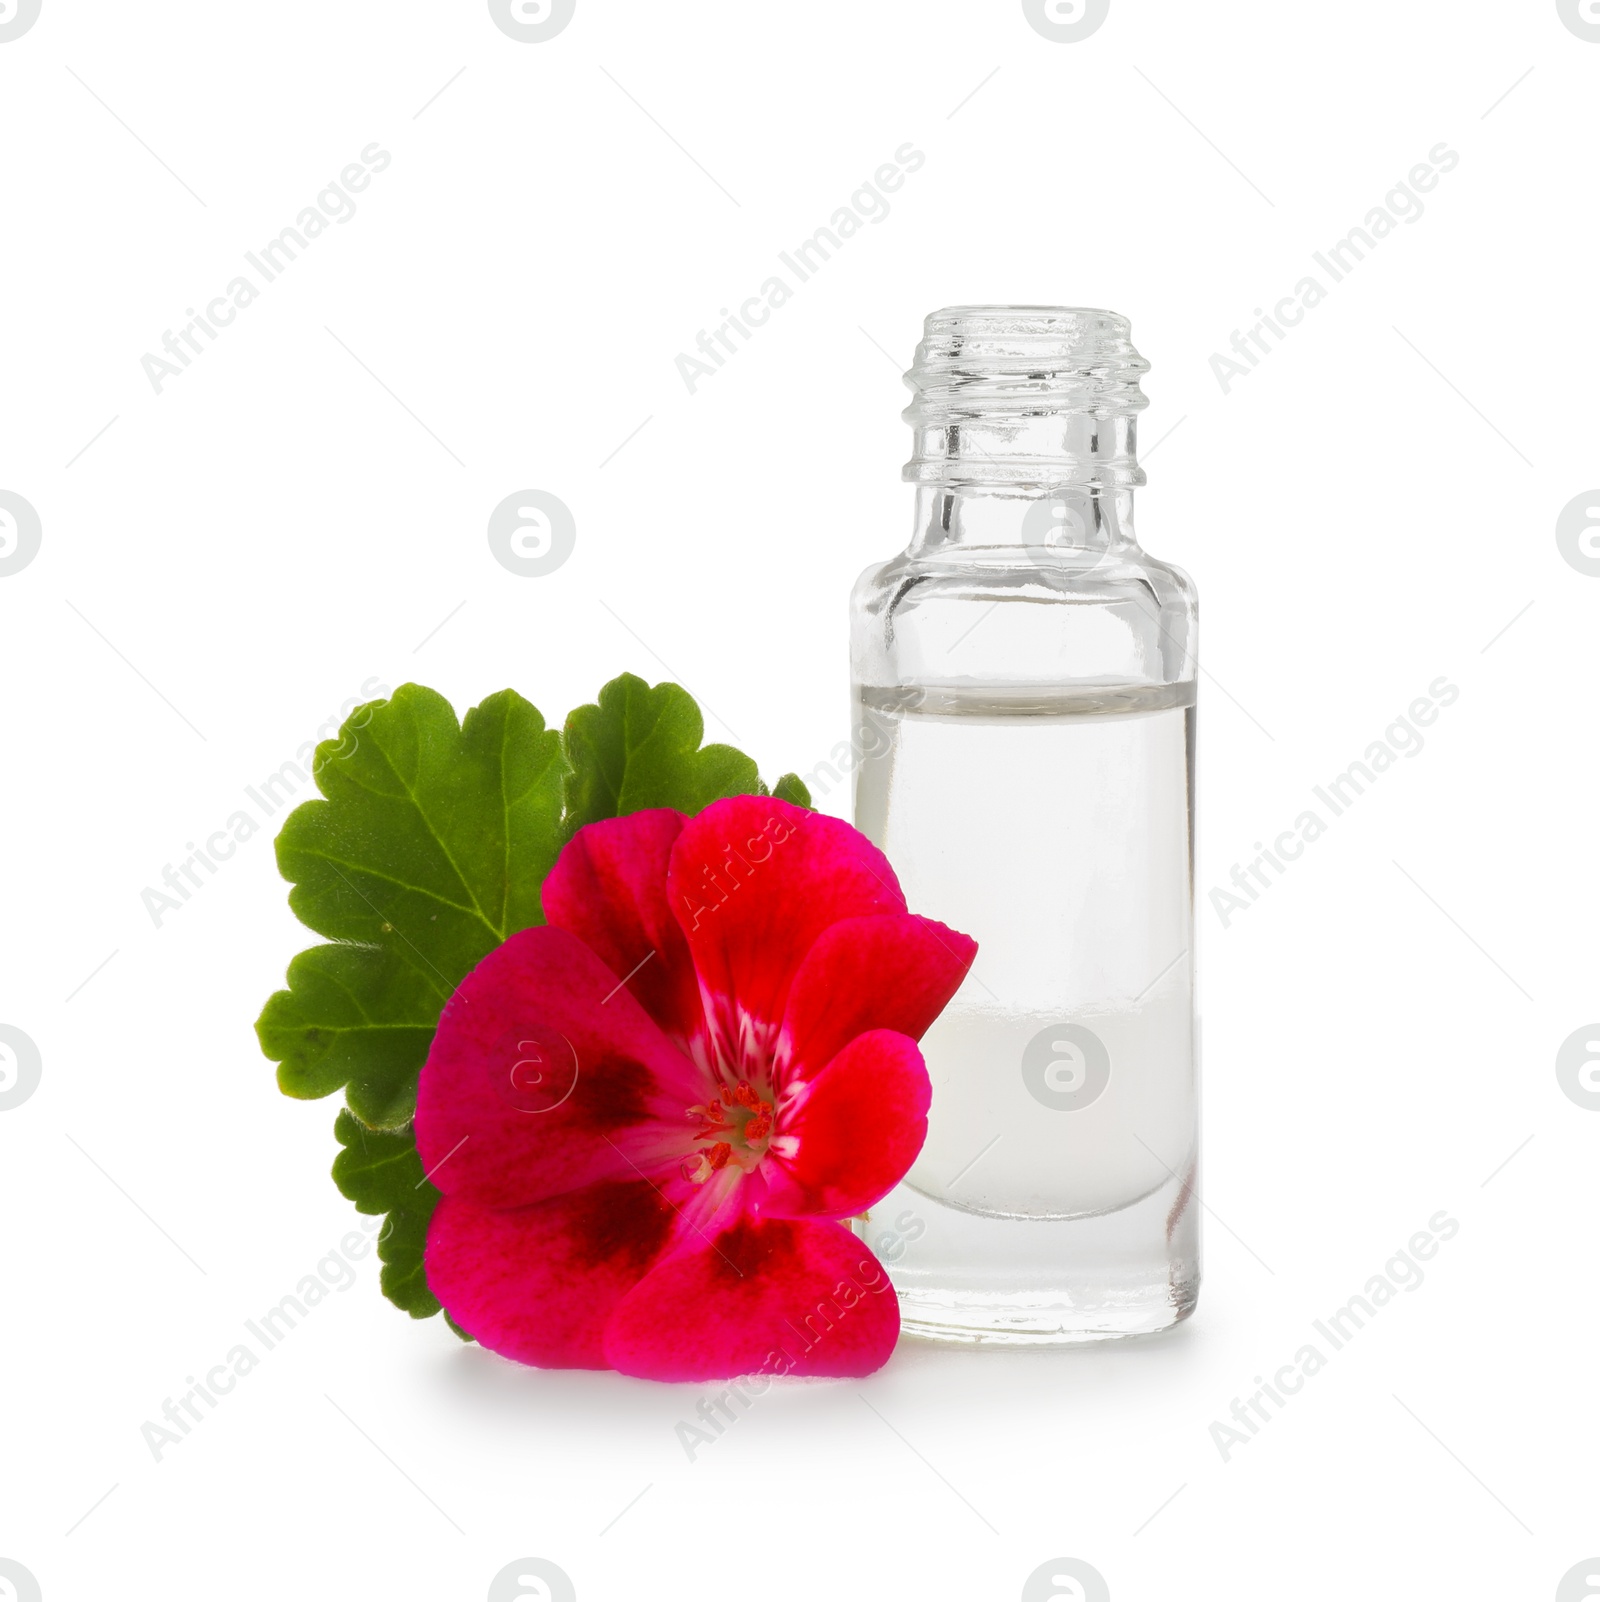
852 681 1198 1336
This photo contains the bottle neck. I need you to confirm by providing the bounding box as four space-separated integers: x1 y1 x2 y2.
905 410 1144 492
908 483 1138 559
900 307 1149 561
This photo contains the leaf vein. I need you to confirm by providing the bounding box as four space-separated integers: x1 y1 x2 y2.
300 850 498 933
359 726 505 937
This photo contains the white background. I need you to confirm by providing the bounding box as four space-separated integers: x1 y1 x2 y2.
2 2 1597 1599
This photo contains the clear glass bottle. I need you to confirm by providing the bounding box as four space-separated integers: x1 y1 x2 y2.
850 306 1199 1342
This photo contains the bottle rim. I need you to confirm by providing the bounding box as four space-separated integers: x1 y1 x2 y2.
903 305 1150 488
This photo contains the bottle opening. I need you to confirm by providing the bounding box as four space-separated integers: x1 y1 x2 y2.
903 305 1149 489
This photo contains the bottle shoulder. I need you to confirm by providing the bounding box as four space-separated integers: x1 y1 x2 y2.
852 546 1198 616
850 545 1197 689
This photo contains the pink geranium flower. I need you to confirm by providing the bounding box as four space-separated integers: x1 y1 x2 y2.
413 795 975 1381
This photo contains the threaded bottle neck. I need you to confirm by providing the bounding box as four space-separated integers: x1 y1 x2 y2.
902 306 1150 490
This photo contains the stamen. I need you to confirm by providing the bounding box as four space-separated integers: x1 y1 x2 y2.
688 1100 727 1131
683 1080 776 1180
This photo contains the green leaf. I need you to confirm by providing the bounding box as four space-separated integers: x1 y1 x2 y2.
257 944 442 1130
562 672 761 835
770 772 811 808
257 684 567 1127
331 1109 443 1320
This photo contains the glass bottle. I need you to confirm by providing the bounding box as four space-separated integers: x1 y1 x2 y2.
850 306 1199 1342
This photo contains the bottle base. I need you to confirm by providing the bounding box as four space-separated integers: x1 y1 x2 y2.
896 1283 1197 1346
858 1163 1200 1347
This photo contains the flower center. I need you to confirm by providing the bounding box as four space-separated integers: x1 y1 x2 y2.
682 1081 776 1184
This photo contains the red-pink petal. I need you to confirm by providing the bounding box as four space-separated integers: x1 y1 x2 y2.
541 809 708 1051
414 926 704 1210
763 1030 931 1220
602 1216 900 1380
667 797 905 1045
426 1183 677 1368
779 913 977 1077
